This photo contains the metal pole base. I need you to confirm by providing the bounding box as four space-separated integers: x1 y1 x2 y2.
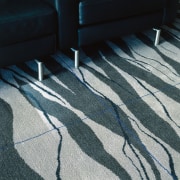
153 28 161 46
35 60 43 81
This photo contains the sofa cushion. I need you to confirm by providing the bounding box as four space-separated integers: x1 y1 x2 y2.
0 0 57 47
79 0 165 25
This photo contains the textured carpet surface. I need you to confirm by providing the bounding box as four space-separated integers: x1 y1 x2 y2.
0 14 180 180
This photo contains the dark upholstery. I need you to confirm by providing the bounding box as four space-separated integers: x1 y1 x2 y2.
79 12 163 46
0 0 56 47
0 35 56 67
79 0 165 25
0 0 60 68
58 0 178 49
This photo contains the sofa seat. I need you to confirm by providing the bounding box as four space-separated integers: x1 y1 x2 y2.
79 0 165 25
0 0 57 47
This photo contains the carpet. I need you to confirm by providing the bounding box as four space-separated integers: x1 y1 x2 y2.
0 15 179 180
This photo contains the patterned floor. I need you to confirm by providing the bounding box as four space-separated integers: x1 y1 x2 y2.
0 14 179 180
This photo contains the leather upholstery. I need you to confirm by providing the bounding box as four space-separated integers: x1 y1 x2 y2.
0 35 56 67
0 0 60 68
79 0 165 25
58 0 178 50
0 0 56 47
79 12 163 46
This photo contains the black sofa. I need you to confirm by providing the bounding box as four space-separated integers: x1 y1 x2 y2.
58 0 179 67
0 0 61 80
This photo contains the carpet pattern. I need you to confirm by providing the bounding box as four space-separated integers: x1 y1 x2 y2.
0 14 180 180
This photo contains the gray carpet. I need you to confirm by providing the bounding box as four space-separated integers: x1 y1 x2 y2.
0 14 179 180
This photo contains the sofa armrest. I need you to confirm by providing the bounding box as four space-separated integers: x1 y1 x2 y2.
58 0 79 49
45 0 79 49
164 0 178 24
42 0 79 49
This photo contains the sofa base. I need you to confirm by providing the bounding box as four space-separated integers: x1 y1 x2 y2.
0 34 56 68
79 11 163 46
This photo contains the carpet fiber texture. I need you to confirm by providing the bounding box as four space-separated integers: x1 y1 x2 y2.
0 14 180 180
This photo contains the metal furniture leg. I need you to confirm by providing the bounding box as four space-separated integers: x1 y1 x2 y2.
153 28 161 46
71 48 79 68
36 60 43 81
